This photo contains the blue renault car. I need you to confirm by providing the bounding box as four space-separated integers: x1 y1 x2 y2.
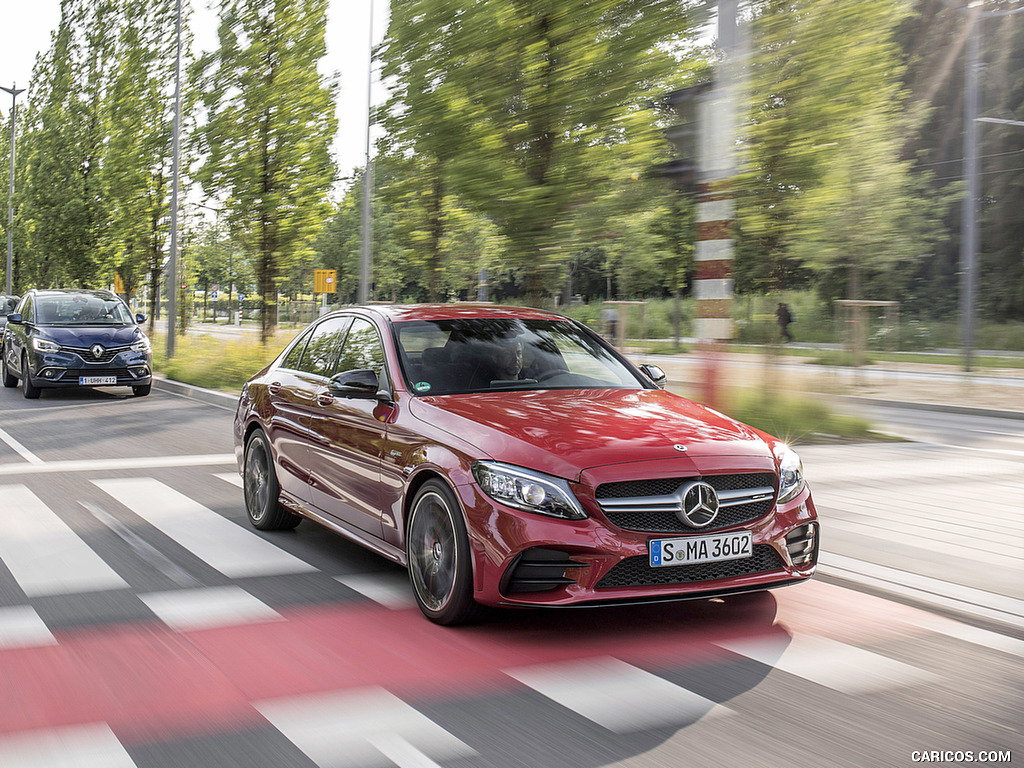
1 289 152 399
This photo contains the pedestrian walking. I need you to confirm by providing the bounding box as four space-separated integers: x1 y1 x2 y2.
776 302 793 342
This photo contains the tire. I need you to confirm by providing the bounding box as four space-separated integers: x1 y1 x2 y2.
132 384 151 397
1 347 16 388
21 354 40 399
406 479 480 625
243 429 301 531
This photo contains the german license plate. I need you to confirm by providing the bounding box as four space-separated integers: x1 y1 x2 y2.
649 530 752 567
79 376 117 385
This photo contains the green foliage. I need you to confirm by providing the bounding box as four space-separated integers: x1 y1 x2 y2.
721 389 880 445
152 332 292 391
193 0 337 342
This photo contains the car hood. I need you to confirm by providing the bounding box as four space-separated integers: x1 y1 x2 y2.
37 325 142 347
409 388 773 481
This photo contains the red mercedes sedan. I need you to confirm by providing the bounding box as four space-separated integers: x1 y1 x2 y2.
233 304 818 624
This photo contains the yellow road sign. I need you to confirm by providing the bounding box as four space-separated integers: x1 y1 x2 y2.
314 269 337 294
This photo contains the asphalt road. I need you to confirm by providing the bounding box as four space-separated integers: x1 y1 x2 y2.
0 385 1019 768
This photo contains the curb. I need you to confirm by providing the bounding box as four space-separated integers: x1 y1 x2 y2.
152 376 239 410
829 394 1024 421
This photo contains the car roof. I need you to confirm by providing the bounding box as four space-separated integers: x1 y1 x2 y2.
27 289 117 299
359 303 571 323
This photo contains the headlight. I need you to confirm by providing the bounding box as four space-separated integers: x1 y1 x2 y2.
32 338 61 353
131 337 151 353
774 445 805 503
472 461 587 520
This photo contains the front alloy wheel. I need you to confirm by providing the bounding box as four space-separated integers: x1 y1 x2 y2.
21 353 40 399
243 429 300 531
407 480 479 625
1 347 16 388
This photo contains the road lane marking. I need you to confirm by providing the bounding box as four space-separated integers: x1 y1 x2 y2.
0 454 236 476
0 426 44 464
214 472 243 488
254 687 474 768
336 573 416 610
899 613 1024 658
0 606 56 650
0 485 129 597
139 586 282 632
92 478 317 579
0 723 137 768
714 634 936 694
505 657 728 732
83 501 201 588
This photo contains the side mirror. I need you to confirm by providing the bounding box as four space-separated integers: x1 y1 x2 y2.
639 363 667 389
7 314 22 325
329 368 386 400
135 313 147 324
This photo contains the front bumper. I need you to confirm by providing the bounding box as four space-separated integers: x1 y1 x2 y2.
455 481 818 609
29 348 152 388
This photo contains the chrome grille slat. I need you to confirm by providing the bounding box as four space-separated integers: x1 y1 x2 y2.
596 473 777 534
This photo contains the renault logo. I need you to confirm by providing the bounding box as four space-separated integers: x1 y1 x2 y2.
91 344 105 359
678 481 720 528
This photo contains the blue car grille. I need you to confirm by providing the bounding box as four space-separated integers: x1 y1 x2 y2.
60 345 131 364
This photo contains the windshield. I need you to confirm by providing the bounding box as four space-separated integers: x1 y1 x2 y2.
394 318 644 395
35 295 135 326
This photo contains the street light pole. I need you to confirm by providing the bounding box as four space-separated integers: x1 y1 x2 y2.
960 8 980 372
1 84 25 297
358 0 374 305
167 0 183 358
957 1 1024 372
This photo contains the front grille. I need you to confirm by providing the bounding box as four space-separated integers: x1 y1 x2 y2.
596 544 784 589
596 473 776 534
62 345 130 364
59 367 133 381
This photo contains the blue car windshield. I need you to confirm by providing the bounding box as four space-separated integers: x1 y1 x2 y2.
35 296 135 326
394 318 643 395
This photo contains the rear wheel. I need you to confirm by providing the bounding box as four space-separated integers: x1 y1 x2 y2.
407 479 480 625
243 429 301 531
21 354 40 399
1 347 16 388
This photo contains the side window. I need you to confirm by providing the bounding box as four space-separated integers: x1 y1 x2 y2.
335 318 387 385
281 327 314 370
20 296 33 323
298 317 352 378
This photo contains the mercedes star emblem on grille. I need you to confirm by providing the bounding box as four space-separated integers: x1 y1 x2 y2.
678 481 720 528
91 344 105 359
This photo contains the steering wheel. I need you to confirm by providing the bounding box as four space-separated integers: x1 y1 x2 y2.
535 368 569 382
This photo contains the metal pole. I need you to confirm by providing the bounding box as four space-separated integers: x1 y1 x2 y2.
167 0 183 357
960 10 979 373
358 0 374 304
2 85 25 296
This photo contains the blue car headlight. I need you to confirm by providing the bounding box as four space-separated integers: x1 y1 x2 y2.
774 445 805 503
131 336 151 353
472 461 587 520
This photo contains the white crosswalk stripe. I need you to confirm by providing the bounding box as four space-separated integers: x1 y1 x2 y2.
92 477 316 579
254 687 475 768
139 585 283 632
214 471 243 489
0 484 129 597
0 723 137 768
336 572 416 610
715 633 938 693
0 605 56 650
505 656 729 732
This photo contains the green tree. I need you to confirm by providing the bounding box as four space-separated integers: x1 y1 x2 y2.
193 0 338 342
381 0 691 303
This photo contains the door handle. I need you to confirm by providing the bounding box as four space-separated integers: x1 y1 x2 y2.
317 393 335 407
268 381 282 395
